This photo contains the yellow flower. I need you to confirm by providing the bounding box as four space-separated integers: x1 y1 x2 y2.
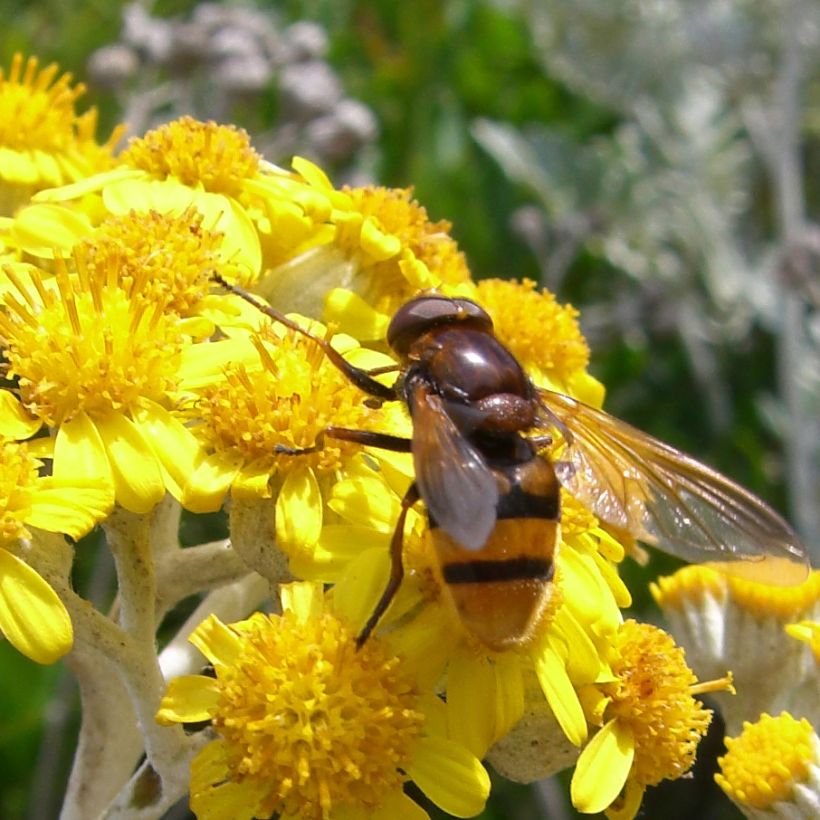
571 620 727 819
716 712 820 819
0 440 111 663
157 581 491 820
0 53 123 215
29 118 342 282
177 310 405 531
10 207 250 318
0 264 202 513
265 181 474 334
651 566 820 732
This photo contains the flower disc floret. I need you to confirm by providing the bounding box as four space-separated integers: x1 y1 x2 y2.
195 332 379 476
76 208 247 315
0 53 121 197
0 269 184 426
604 620 712 788
212 610 424 819
119 117 261 197
716 713 819 810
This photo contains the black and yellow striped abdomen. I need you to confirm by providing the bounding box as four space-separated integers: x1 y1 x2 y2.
431 453 560 651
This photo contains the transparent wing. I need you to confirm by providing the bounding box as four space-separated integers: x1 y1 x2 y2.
538 390 810 585
411 385 498 550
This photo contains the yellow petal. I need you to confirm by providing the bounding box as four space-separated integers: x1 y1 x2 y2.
329 547 390 633
360 216 401 260
95 413 165 513
447 648 498 758
188 614 242 668
280 581 323 623
12 202 94 257
183 452 242 513
571 719 635 814
27 481 113 539
232 460 274 498
156 674 220 725
533 640 588 746
0 390 41 439
323 288 391 340
0 549 72 664
372 789 429 820
328 475 399 531
190 740 264 820
275 465 322 549
552 605 605 685
52 411 112 488
33 167 140 202
289 524 389 581
132 401 203 503
407 735 490 818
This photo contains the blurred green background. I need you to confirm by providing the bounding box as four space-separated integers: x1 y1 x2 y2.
1 1 817 818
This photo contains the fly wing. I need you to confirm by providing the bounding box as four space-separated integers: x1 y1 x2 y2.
537 389 810 585
410 384 499 550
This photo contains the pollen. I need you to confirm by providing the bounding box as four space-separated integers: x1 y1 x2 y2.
716 713 818 810
0 265 184 426
476 279 590 380
212 610 424 819
195 332 374 475
603 620 714 788
119 116 262 198
0 442 39 544
76 208 246 315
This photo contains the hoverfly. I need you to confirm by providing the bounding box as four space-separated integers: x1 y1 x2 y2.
215 279 810 650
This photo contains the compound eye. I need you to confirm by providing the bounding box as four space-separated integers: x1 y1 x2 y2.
387 296 493 355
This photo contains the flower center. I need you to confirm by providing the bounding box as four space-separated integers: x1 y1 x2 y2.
0 267 185 426
603 620 713 788
195 332 376 475
120 116 261 197
76 208 245 315
716 712 816 809
213 610 424 819
0 54 86 153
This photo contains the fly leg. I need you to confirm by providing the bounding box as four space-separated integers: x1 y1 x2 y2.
356 482 420 647
274 426 412 456
212 273 398 402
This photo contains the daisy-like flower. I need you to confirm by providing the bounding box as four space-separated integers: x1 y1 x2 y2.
176 309 405 577
10 207 250 319
0 263 203 513
0 53 123 216
715 712 820 819
0 439 112 663
571 619 729 820
156 581 491 820
651 566 820 732
29 117 344 281
265 176 475 335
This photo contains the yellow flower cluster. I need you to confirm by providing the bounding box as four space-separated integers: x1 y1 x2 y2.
2 52 805 820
